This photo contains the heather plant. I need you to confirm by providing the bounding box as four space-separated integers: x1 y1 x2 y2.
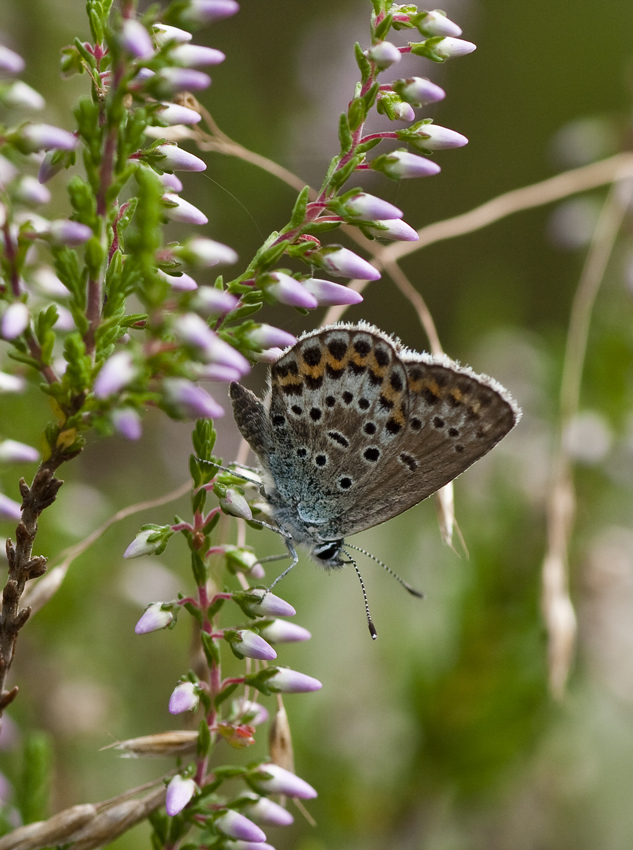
0 1 480 846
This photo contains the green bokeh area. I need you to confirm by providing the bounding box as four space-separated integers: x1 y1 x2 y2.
3 1 633 849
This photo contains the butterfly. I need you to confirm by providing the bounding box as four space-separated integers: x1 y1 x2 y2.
230 322 520 632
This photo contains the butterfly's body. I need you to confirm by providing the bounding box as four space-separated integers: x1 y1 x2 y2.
230 322 521 572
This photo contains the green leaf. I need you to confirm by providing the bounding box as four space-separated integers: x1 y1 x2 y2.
197 719 212 758
338 112 353 153
354 42 372 83
348 97 366 132
375 12 394 40
290 186 310 227
16 731 53 824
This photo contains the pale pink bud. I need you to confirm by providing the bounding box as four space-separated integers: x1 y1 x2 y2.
251 763 317 799
182 0 240 24
135 602 174 634
267 667 322 693
257 347 284 363
173 314 249 372
368 219 419 241
112 408 142 440
246 325 296 349
1 303 29 340
219 488 253 520
165 775 196 816
432 37 476 59
392 100 416 122
215 810 266 843
196 363 243 382
416 124 469 150
152 24 193 45
242 796 294 827
162 193 208 225
156 67 211 94
155 144 206 172
125 530 162 559
48 219 93 246
258 619 311 643
0 440 39 464
365 41 401 69
232 630 277 661
158 269 198 291
0 372 25 393
267 272 318 309
169 44 226 66
174 236 238 267
0 156 18 189
158 172 183 192
163 378 225 419
13 176 50 205
0 494 21 522
234 698 269 726
169 681 200 714
191 286 238 316
345 192 403 221
301 278 363 306
320 247 380 281
397 76 445 106
248 589 296 617
3 81 45 111
416 10 462 37
373 150 441 179
21 124 77 152
30 266 69 297
0 46 24 74
94 351 137 398
155 102 202 126
121 19 155 59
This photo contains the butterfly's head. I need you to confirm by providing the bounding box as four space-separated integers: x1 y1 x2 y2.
311 539 345 568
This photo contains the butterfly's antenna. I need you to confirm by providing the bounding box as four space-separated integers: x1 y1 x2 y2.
343 553 377 640
197 458 262 487
344 543 424 599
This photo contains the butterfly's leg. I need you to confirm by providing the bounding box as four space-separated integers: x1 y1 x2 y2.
256 553 291 565
267 538 300 592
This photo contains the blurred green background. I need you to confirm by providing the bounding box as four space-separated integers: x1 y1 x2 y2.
3 0 633 848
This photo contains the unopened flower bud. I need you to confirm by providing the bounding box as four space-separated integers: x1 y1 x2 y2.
169 681 200 714
94 351 137 398
242 796 294 827
48 219 93 246
125 530 163 559
20 124 77 152
152 24 193 45
0 46 24 74
154 144 206 172
365 40 401 69
155 67 211 95
419 36 476 61
371 150 441 180
248 589 296 617
158 269 198 292
414 10 463 38
163 378 225 419
169 44 226 66
121 19 155 59
1 303 29 340
250 763 317 799
191 286 238 316
12 176 50 205
154 102 202 126
219 488 253 520
162 193 208 225
165 774 196 816
301 278 363 306
0 440 39 464
230 629 277 661
246 324 296 350
0 156 18 189
111 408 142 440
395 76 445 106
410 123 468 151
258 619 311 643
174 236 238 268
3 81 45 111
266 667 322 693
0 494 21 522
367 218 419 241
215 810 266 843
0 372 25 393
158 172 183 192
267 272 318 309
344 192 403 221
318 247 380 281
181 0 240 25
234 698 269 726
134 602 174 634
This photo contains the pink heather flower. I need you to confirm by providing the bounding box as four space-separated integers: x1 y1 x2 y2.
267 272 318 309
266 667 322 693
320 247 380 281
0 46 24 74
162 193 208 225
182 0 240 25
152 24 193 45
195 363 243 382
251 763 317 799
192 286 238 316
163 378 225 419
156 67 211 94
413 124 468 150
135 602 174 634
242 796 294 827
0 494 22 522
431 37 476 59
248 589 296 617
155 103 202 126
392 100 416 122
368 219 419 241
0 440 39 464
94 351 137 398
13 176 51 205
158 269 198 291
111 408 142 440
373 150 441 179
416 10 463 38
21 124 77 152
169 681 200 714
4 81 45 111
246 325 296 350
30 267 69 297
155 144 206 172
257 347 283 363
174 236 238 267
0 156 18 189
121 19 155 60
344 193 402 221
365 41 401 69
301 278 363 307
1 303 29 340
0 372 25 393
158 172 183 192
232 630 277 661
169 44 226 66
258 619 311 644
234 698 269 726
165 775 196 816
172 314 249 372
48 220 93 246
397 76 446 106
215 810 266 843
125 530 163 560
219 489 253 520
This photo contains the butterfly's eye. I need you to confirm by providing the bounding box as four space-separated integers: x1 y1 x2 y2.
314 541 342 562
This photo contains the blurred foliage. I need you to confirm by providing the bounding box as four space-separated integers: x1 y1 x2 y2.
2 1 633 849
